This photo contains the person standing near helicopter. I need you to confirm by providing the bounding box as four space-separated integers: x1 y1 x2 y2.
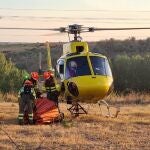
22 72 39 89
22 72 40 98
43 71 59 105
30 72 39 90
18 80 36 125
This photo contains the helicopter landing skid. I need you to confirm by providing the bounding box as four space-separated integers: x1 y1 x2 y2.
98 100 120 118
67 102 87 117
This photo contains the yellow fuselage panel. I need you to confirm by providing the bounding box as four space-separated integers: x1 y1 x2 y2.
64 75 113 103
63 42 89 55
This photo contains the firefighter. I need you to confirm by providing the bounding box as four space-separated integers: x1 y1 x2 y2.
22 72 40 98
18 80 36 125
43 71 59 105
30 72 39 89
30 72 41 98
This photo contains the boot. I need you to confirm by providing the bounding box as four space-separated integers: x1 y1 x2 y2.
18 113 24 125
29 119 34 125
28 113 34 125
18 119 24 125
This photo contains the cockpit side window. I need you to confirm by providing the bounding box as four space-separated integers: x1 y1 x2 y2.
57 60 65 79
105 59 112 77
90 56 112 76
65 56 91 79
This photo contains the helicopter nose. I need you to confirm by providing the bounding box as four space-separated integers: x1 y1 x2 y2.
67 75 113 103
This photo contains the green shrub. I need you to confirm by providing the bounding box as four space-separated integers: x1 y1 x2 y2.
0 53 27 94
112 54 150 92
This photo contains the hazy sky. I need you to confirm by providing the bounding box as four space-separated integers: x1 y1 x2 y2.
0 0 150 42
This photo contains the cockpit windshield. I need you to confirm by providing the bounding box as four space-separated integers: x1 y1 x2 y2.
65 56 91 79
90 56 112 76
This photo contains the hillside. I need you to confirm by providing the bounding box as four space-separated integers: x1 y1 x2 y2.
1 42 63 72
1 38 150 72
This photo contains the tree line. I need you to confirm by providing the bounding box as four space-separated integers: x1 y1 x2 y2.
112 54 150 92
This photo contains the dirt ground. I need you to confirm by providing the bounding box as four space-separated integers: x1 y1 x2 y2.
0 102 149 150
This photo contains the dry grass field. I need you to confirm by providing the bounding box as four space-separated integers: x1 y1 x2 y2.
0 94 150 150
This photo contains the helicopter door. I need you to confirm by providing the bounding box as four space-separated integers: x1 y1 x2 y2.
57 60 65 80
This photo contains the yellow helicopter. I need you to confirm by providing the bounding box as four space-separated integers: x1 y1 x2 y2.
56 25 113 103
1 24 150 116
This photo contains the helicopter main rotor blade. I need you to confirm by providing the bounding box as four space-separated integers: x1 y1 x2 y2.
93 27 150 31
0 27 60 31
42 32 66 36
1 25 150 35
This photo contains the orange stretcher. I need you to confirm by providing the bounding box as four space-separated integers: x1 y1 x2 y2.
33 98 64 124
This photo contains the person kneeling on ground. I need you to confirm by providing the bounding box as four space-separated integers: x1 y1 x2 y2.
18 80 36 125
